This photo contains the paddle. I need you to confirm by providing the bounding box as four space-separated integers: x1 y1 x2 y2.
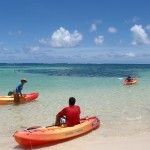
26 126 42 130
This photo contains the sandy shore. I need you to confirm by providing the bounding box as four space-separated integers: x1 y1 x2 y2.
1 132 150 150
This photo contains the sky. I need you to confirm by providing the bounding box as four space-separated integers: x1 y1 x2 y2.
0 0 150 63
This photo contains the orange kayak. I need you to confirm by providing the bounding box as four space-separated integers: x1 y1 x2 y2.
124 79 137 85
0 92 39 105
14 116 100 148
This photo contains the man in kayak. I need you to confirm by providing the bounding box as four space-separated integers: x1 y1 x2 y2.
14 79 27 103
55 97 81 127
126 76 132 82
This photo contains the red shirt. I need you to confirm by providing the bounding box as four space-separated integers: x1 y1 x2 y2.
57 105 81 127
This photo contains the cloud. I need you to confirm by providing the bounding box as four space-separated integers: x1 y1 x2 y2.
145 24 150 31
90 20 102 32
124 16 140 25
90 23 97 32
23 46 40 53
39 27 82 48
39 38 48 45
104 52 136 58
94 35 104 45
132 16 140 23
130 24 150 45
50 27 82 48
29 46 40 52
0 42 9 54
125 52 135 57
8 30 23 36
108 27 117 33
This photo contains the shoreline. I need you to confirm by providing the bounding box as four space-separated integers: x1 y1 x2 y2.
1 132 150 150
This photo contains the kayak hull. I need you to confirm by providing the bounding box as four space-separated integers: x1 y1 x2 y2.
14 116 100 148
124 79 137 85
0 92 39 105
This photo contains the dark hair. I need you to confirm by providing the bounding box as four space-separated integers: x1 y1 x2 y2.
21 79 27 83
69 97 76 106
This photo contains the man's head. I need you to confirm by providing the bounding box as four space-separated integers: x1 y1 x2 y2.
127 76 131 78
21 79 27 84
69 97 76 106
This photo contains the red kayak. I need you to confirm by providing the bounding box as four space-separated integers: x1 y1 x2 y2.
0 92 39 105
124 79 137 85
14 116 100 148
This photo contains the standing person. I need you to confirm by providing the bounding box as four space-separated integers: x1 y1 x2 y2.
55 97 81 127
14 79 27 103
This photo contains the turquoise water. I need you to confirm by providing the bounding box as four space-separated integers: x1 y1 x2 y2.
0 64 150 139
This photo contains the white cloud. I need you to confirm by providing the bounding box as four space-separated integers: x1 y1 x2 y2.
104 52 136 58
125 52 135 57
0 42 9 53
0 46 8 52
24 46 40 53
39 38 48 45
108 27 117 33
30 46 40 52
130 24 150 45
90 23 97 32
94 35 104 45
145 24 150 31
90 20 102 32
50 27 82 48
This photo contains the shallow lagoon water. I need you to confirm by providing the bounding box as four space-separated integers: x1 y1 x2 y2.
0 64 150 140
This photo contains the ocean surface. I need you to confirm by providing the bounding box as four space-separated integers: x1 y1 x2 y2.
0 64 150 143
